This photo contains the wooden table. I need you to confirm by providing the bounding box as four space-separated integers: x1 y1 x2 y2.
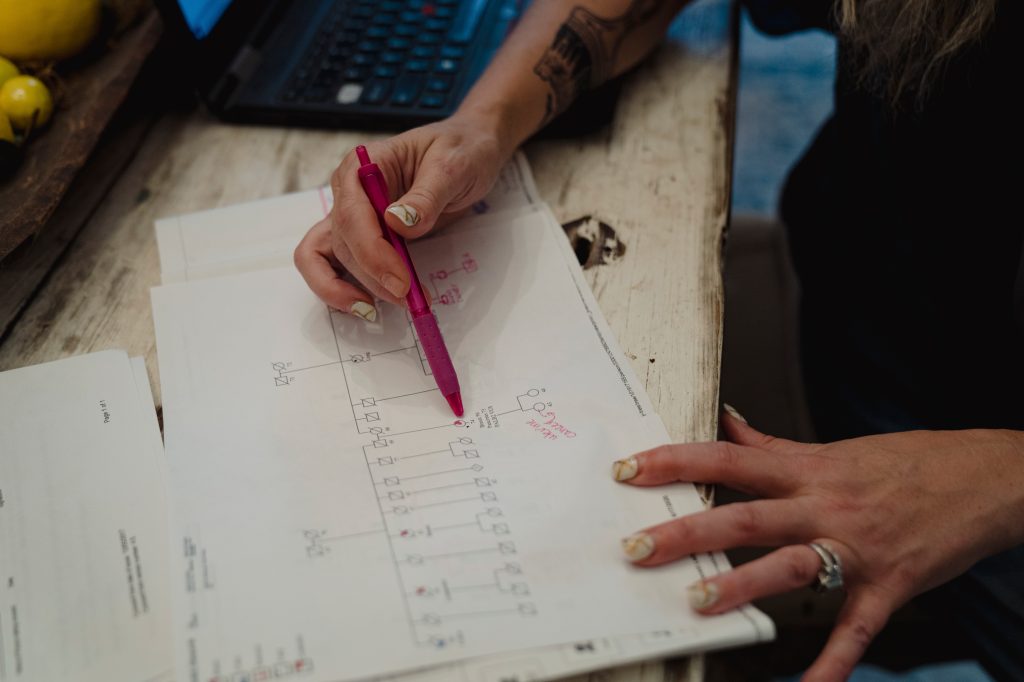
0 0 738 679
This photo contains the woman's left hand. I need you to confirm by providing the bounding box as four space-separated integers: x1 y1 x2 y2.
613 408 1024 681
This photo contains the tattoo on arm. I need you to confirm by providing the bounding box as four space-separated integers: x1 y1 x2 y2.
533 0 660 125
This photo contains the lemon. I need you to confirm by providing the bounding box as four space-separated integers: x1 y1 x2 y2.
0 56 18 87
0 76 53 131
0 0 102 62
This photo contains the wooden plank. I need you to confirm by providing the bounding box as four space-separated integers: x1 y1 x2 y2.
0 107 156 338
0 11 162 259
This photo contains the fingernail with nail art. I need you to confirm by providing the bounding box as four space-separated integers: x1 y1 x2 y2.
622 532 655 561
386 203 420 227
350 301 377 323
687 581 719 610
612 456 638 481
723 403 747 424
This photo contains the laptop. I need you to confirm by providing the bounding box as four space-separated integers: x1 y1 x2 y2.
155 0 527 129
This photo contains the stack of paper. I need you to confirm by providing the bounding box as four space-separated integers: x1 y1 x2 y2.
0 351 174 682
150 154 773 682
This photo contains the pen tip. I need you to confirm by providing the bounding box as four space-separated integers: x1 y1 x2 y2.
446 392 464 417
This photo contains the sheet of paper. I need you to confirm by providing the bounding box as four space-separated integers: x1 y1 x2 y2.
0 350 173 682
152 206 772 682
155 152 540 285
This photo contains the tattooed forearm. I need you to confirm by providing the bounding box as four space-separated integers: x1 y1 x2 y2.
533 0 660 124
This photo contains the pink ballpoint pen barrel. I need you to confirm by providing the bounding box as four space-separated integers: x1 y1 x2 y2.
355 145 464 417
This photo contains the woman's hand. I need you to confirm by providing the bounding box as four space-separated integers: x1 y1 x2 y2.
294 113 512 320
613 408 1024 681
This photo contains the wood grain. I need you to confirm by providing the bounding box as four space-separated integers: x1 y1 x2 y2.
0 11 162 259
0 1 737 678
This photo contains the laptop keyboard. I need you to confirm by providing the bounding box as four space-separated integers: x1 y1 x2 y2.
282 0 489 110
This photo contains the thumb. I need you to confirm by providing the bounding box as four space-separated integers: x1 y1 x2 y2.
384 162 467 240
720 403 818 455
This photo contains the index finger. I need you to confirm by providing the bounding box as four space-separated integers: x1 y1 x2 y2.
612 441 798 497
330 158 411 303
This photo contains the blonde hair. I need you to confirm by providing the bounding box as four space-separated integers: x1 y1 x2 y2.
837 0 998 106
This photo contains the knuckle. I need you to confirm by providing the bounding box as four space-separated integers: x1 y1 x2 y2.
731 503 762 537
841 617 878 650
782 549 813 587
712 441 742 471
649 444 679 471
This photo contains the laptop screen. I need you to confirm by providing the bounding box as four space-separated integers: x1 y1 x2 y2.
177 0 233 39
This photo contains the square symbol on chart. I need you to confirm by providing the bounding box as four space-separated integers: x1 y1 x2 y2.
378 456 394 465
373 439 388 448
384 476 399 486
361 397 376 407
492 523 509 535
511 582 529 595
481 492 497 501
388 491 405 500
464 449 479 458
474 477 491 487
274 377 288 386
365 412 380 422
498 541 516 554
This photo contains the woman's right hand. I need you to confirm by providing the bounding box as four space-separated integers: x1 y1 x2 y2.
294 113 512 321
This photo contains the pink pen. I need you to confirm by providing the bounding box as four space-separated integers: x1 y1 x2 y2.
355 145 464 417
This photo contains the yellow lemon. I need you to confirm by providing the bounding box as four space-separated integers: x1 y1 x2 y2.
0 0 102 62
0 56 18 87
0 76 53 131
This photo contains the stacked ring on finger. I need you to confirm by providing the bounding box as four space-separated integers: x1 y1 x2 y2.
807 542 844 593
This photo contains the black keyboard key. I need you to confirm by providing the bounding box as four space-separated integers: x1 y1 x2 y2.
417 32 442 44
439 45 464 59
357 40 381 52
436 58 459 73
343 66 368 81
394 23 418 37
433 6 454 18
361 79 393 104
381 0 403 10
420 93 445 108
400 10 423 23
410 45 435 59
372 12 397 25
405 59 430 72
366 26 389 38
424 18 448 32
374 65 399 78
426 75 451 92
387 37 412 50
391 74 424 106
380 51 405 64
351 53 374 66
304 87 330 103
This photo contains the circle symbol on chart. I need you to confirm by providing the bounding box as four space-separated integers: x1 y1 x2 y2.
533 402 546 412
471 464 483 471
454 420 463 427
272 362 286 371
459 437 472 444
527 389 540 397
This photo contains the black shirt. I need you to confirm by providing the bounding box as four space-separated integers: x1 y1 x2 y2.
745 0 1023 435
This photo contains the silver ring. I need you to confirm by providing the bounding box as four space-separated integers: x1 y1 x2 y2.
807 542 844 593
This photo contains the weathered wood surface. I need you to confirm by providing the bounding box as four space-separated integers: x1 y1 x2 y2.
0 0 736 678
0 10 162 259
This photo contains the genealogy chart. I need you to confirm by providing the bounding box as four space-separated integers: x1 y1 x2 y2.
152 209 771 682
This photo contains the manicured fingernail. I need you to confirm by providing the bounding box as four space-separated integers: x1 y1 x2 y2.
612 456 638 481
723 403 747 424
386 203 420 227
350 301 377 322
687 581 720 610
381 273 407 298
621 532 655 561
